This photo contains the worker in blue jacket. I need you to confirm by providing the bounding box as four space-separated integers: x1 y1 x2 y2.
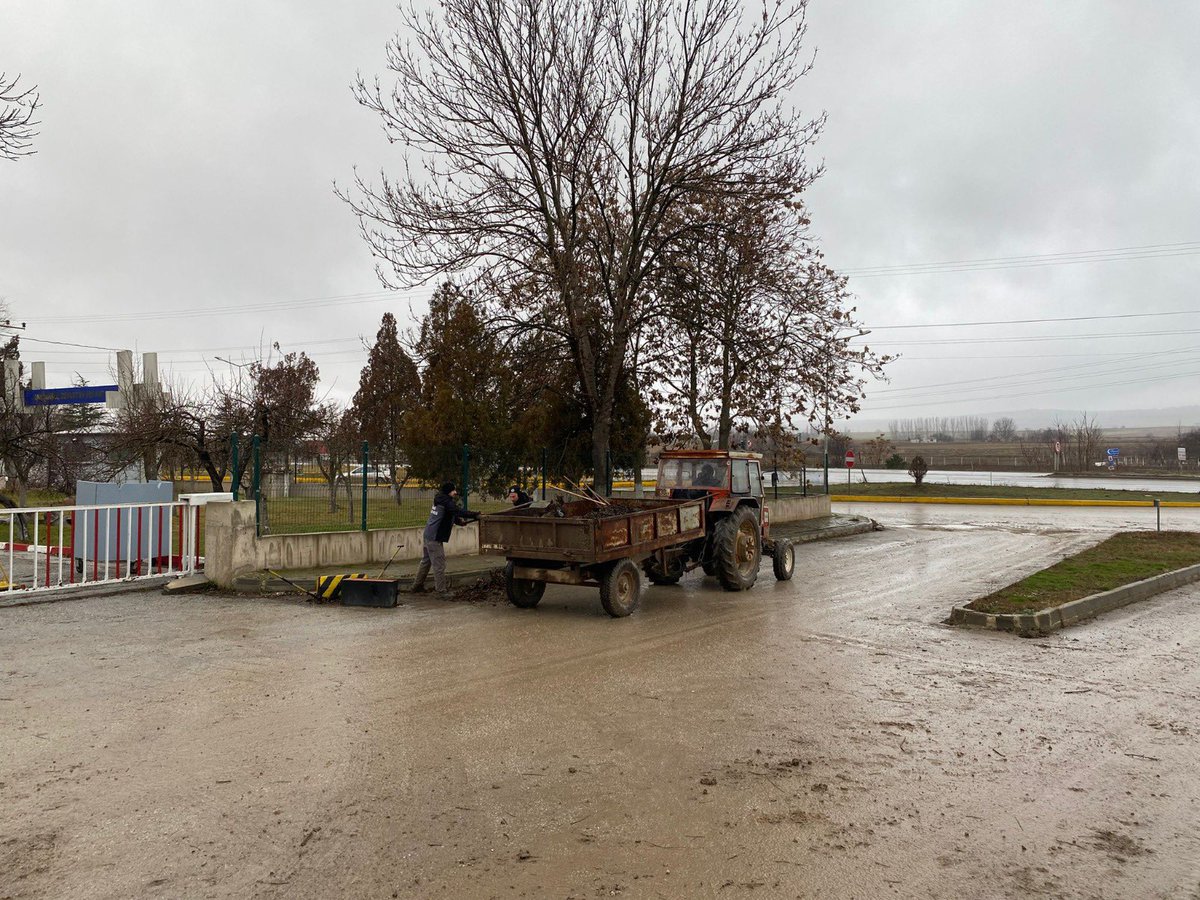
410 482 479 594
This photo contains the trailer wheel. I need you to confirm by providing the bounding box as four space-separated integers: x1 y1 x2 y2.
713 506 761 592
505 562 545 608
701 560 718 577
643 556 683 585
600 559 643 617
771 539 795 581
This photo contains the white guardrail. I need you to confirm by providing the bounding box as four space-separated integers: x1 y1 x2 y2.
0 499 206 596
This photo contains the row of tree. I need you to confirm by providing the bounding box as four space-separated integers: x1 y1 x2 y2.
887 416 1017 442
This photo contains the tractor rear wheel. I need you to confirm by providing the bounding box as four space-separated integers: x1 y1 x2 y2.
600 559 643 617
713 506 761 592
772 539 795 581
505 561 545 608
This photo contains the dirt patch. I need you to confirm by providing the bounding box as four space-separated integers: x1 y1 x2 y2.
1089 828 1152 861
0 831 58 898
444 569 507 604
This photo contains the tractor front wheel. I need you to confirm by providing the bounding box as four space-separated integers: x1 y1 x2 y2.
772 539 795 581
713 506 761 592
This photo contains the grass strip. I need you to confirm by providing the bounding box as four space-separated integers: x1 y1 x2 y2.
966 531 1200 615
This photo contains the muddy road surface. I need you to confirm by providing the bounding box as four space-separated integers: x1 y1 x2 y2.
3 510 1199 899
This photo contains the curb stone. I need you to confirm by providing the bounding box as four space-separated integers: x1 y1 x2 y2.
950 561 1200 636
785 517 880 543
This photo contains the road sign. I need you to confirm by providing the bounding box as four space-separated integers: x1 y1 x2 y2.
23 384 118 406
845 449 855 468
1179 447 1187 462
1106 447 1120 457
1054 440 1061 454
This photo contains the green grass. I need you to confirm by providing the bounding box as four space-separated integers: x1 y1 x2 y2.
0 491 73 543
258 496 513 535
825 482 1200 503
966 531 1200 614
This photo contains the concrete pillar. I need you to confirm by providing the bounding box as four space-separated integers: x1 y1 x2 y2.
204 500 260 588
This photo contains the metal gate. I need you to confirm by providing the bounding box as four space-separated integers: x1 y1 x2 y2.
0 500 202 596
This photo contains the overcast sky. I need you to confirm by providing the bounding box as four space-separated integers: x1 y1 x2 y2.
3 1 1199 433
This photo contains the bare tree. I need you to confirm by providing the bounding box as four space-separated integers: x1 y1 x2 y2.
0 73 39 160
345 0 824 476
312 404 361 518
990 416 1017 442
110 376 254 492
1069 412 1103 471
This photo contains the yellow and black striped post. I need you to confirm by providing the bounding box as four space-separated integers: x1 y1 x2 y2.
315 573 369 601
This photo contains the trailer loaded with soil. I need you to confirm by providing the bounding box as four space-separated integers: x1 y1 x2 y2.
478 450 794 617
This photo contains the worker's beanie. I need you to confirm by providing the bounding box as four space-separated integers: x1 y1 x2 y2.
440 481 456 494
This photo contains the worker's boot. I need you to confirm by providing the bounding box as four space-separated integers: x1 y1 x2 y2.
409 557 432 593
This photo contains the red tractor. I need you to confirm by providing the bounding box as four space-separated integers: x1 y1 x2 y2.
647 449 794 590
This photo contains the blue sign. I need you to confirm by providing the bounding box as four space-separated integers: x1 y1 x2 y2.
1106 447 1120 457
23 385 118 406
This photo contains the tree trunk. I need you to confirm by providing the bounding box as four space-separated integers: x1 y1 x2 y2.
591 416 611 494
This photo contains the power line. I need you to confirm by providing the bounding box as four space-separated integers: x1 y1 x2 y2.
842 240 1200 278
868 347 1196 398
20 286 433 325
869 309 1200 330
853 327 1200 346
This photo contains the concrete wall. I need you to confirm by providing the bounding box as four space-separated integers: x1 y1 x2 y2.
205 500 480 588
769 494 830 523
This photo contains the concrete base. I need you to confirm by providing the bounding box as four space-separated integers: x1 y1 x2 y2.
162 574 211 594
951 561 1200 636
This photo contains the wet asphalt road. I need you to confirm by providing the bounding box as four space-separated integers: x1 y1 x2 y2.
2 505 1199 899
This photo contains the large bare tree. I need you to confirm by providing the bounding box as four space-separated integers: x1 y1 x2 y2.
345 0 824 476
0 72 39 160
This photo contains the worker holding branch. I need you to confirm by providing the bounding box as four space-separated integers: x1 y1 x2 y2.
410 481 479 594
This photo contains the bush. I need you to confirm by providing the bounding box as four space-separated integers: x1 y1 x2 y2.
908 454 929 486
884 453 906 469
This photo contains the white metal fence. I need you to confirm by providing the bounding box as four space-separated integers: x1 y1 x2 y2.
0 500 202 597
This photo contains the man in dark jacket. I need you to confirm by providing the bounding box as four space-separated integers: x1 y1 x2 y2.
410 481 479 594
507 485 533 507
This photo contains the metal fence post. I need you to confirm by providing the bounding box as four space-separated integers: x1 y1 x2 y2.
605 450 612 496
251 435 261 534
361 441 369 532
461 444 471 510
541 447 547 500
231 432 240 501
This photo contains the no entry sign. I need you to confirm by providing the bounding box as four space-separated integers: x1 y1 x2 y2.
845 449 856 468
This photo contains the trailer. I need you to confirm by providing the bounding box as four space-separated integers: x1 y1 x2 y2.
479 497 707 617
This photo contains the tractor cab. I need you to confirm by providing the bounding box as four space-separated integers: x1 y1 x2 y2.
655 449 765 513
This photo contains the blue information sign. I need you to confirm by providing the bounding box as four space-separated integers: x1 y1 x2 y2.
1106 447 1120 457
23 385 118 406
